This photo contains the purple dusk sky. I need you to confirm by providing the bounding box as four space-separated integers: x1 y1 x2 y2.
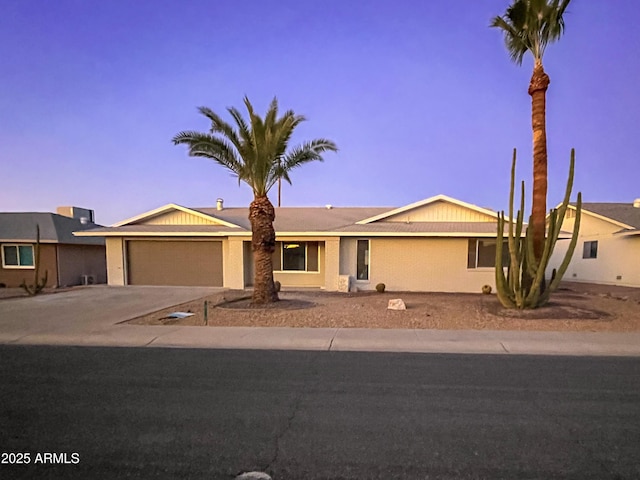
1 1 639 226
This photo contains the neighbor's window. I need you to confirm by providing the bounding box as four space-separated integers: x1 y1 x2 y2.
273 242 319 272
583 241 598 259
2 244 35 268
467 239 509 269
356 239 369 280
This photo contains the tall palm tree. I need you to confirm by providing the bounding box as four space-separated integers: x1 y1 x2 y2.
491 0 571 261
173 97 337 304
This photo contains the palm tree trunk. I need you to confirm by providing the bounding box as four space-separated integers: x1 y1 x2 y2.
528 60 550 262
249 194 279 304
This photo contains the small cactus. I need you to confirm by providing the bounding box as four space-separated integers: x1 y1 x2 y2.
20 225 48 296
482 285 492 294
375 283 386 293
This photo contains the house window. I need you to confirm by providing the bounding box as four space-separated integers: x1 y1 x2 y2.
356 239 369 280
583 241 598 259
2 244 35 269
273 242 319 272
467 239 509 269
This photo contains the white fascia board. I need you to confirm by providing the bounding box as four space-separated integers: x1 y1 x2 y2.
74 231 240 237
276 231 509 238
74 230 507 238
355 194 501 224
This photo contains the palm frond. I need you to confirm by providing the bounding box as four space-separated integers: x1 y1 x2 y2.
174 96 337 197
197 106 243 153
172 131 245 177
266 139 338 191
491 0 571 64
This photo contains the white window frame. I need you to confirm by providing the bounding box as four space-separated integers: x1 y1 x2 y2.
274 242 320 274
356 239 370 281
1 244 35 269
582 240 598 259
468 239 507 270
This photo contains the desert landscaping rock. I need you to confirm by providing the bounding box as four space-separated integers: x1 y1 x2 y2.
387 298 407 310
127 282 640 332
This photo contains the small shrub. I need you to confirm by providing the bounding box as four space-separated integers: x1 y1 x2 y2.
274 280 281 292
375 283 386 293
482 285 492 295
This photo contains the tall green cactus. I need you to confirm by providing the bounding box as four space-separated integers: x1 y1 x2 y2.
20 225 49 296
495 149 582 309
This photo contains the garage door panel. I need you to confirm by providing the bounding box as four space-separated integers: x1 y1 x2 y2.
127 240 223 286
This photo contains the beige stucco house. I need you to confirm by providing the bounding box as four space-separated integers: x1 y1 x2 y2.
75 194 512 293
549 200 640 288
0 207 106 288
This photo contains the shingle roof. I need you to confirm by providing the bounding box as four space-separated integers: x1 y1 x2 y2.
576 202 640 229
77 199 522 238
0 213 105 245
194 207 391 231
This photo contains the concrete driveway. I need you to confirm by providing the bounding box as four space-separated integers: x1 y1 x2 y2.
0 285 222 344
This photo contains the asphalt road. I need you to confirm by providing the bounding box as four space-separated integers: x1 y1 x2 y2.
0 346 639 479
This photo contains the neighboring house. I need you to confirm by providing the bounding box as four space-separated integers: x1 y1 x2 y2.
549 199 640 288
0 207 107 288
75 195 512 293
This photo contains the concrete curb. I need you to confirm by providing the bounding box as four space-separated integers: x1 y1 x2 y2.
2 325 640 356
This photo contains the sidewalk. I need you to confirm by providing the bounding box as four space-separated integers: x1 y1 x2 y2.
2 323 640 356
1 286 639 356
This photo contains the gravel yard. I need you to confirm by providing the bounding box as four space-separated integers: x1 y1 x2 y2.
127 282 640 332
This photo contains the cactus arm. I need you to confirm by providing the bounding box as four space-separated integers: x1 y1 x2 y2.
525 217 538 278
506 150 523 300
546 193 582 296
525 211 557 305
495 212 516 307
552 149 576 241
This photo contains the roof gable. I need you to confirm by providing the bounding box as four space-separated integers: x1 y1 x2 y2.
577 203 640 230
114 204 242 228
356 195 499 224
